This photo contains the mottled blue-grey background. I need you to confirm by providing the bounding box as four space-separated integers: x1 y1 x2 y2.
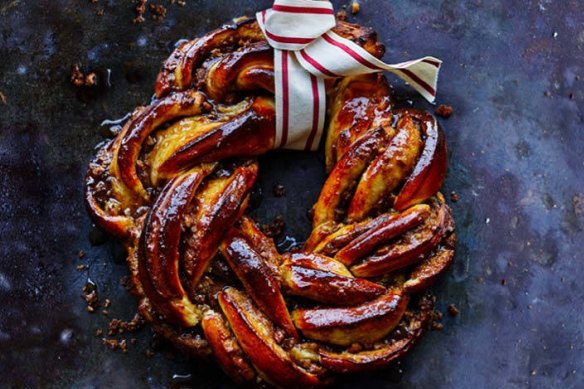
0 0 583 388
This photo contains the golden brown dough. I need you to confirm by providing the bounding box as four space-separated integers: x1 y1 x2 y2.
84 16 456 388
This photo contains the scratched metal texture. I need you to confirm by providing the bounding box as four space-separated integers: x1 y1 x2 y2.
0 0 583 388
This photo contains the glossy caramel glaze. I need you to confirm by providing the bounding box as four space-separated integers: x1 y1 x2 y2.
84 16 456 389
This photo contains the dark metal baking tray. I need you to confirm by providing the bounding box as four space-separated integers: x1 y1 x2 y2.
1 0 583 387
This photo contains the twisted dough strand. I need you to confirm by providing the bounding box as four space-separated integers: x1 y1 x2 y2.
85 18 455 388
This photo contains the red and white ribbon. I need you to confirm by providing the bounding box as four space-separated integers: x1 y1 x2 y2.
256 0 442 151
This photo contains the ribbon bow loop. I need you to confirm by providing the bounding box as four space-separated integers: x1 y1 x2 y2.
258 0 336 50
256 0 443 151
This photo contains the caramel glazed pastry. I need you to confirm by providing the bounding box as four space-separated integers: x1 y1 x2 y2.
85 17 456 388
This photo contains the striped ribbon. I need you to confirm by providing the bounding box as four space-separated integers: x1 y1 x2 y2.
256 0 442 151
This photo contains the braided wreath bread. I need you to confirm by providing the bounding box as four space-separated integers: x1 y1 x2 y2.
85 18 456 388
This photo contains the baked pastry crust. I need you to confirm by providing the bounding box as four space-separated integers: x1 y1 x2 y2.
85 18 455 388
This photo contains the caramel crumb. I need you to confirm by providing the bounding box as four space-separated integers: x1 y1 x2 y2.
0 91 7 105
273 184 286 197
336 10 347 21
447 304 460 317
95 329 103 337
273 329 285 344
133 0 147 23
102 338 128 353
84 72 98 87
70 64 98 88
450 191 459 202
351 2 360 14
78 250 86 258
108 313 145 336
70 64 85 87
261 215 286 238
149 3 167 21
76 264 88 271
82 284 99 312
435 104 453 118
90 0 186 24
